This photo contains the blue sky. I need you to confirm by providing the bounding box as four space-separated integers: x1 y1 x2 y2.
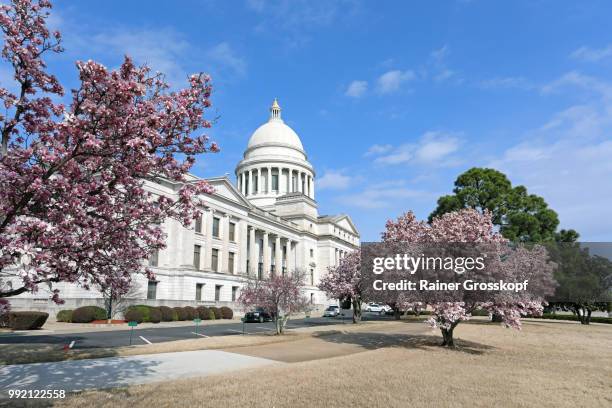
26 0 612 241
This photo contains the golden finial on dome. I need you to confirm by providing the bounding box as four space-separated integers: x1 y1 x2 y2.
269 98 282 121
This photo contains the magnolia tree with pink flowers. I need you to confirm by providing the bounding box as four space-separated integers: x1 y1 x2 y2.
382 209 556 347
0 0 218 304
318 251 365 323
238 272 309 334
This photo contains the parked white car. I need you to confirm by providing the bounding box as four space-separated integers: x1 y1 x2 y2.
323 305 340 317
364 303 384 313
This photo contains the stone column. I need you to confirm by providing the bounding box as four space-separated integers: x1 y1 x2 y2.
248 169 253 196
240 220 248 274
275 235 282 276
222 215 230 273
249 226 256 276
257 168 261 195
263 231 270 278
267 166 272 193
287 239 294 274
297 172 302 193
203 209 213 269
311 176 315 200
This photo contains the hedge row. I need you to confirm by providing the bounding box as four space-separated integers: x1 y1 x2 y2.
531 313 612 324
125 305 235 323
54 305 235 324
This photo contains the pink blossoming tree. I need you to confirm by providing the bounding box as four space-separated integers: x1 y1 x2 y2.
383 209 556 347
318 251 364 323
0 0 218 304
238 272 309 335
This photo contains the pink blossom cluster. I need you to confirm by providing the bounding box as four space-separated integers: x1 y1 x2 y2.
0 1 218 302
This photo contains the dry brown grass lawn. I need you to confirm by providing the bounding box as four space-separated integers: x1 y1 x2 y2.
54 320 611 408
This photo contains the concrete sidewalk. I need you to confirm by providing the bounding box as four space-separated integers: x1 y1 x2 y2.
0 350 280 393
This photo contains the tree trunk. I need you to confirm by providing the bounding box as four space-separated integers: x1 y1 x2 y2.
440 324 458 347
352 299 362 324
393 307 401 320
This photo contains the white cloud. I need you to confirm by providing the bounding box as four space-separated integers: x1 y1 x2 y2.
206 42 247 77
434 69 455 82
88 28 191 86
541 71 612 99
415 132 460 162
571 45 612 62
376 70 415 94
365 144 393 156
345 80 368 98
337 185 436 209
430 45 449 61
371 131 460 165
479 76 532 90
317 170 353 190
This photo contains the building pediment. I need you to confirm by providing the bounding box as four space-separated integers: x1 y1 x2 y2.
205 176 253 209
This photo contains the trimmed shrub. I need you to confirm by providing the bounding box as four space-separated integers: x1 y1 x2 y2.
124 308 144 323
159 306 175 322
56 309 73 323
173 307 187 321
71 306 107 323
208 309 216 320
8 311 49 330
220 306 233 319
210 306 222 320
0 299 10 328
183 306 196 320
149 307 162 323
128 305 152 322
471 309 489 317
196 306 210 320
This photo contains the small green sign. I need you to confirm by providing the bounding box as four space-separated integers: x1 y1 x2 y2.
193 318 202 323
128 321 138 327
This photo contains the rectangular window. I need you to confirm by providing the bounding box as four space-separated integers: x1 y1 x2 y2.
245 179 249 196
229 222 235 241
258 262 263 280
228 252 235 274
193 245 201 270
272 174 279 191
254 175 258 193
310 293 314 304
309 248 314 258
196 283 203 301
215 285 222 301
232 286 238 302
211 248 219 272
212 217 220 238
149 249 159 267
310 269 314 285
147 281 157 300
195 214 203 233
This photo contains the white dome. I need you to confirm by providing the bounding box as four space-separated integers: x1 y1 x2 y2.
247 120 304 151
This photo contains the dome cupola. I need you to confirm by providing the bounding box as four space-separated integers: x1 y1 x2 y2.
235 100 316 209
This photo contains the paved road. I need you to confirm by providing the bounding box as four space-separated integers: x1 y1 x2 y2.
0 349 279 393
0 314 392 349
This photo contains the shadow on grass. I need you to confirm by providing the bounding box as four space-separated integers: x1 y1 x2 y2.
313 330 494 355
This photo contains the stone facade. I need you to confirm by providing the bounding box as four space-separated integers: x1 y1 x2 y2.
7 100 360 317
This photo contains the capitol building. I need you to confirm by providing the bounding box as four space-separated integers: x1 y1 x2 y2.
11 100 360 315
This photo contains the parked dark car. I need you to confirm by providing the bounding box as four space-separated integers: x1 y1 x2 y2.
244 307 273 323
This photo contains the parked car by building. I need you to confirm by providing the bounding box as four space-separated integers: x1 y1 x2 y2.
364 303 385 314
244 307 273 323
323 305 340 317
